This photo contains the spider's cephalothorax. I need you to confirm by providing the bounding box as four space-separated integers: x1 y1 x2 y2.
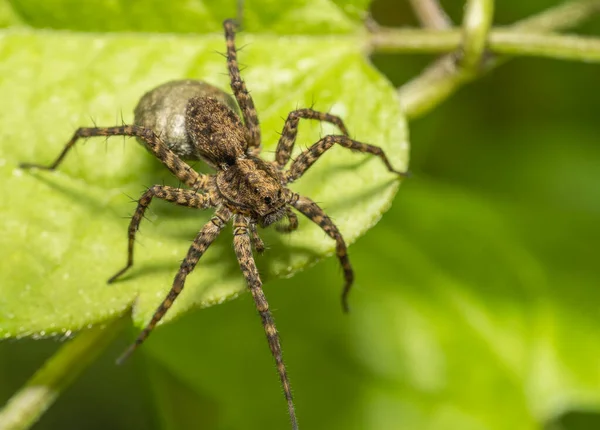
215 156 289 226
20 19 406 430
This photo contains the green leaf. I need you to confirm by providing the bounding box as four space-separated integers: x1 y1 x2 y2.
0 0 23 27
0 1 408 337
3 0 369 34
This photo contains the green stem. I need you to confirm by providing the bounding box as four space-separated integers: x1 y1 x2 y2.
408 0 452 29
490 30 600 61
371 29 600 62
369 28 458 52
461 0 495 73
514 0 600 31
391 0 600 119
0 316 127 430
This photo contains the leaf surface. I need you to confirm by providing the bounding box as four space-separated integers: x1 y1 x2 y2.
0 0 408 336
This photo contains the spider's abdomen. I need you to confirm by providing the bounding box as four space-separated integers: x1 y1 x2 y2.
185 96 248 168
133 80 240 161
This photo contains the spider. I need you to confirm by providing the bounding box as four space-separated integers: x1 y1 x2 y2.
21 19 406 429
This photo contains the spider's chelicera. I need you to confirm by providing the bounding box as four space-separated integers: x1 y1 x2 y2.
21 19 406 429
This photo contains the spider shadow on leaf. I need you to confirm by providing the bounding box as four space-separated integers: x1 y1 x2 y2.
112 226 240 287
320 177 400 212
25 170 124 217
25 167 240 288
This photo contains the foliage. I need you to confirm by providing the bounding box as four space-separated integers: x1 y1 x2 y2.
0 0 407 335
1 1 600 430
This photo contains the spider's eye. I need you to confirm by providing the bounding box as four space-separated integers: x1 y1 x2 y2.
263 196 272 205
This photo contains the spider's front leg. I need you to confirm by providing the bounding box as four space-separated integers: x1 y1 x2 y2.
232 215 298 430
108 185 215 283
223 19 261 152
20 125 209 190
274 108 350 169
117 207 231 364
290 194 354 312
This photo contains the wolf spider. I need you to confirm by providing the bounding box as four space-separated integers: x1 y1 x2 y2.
21 19 406 429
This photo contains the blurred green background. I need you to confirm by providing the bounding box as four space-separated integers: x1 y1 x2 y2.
1 1 600 429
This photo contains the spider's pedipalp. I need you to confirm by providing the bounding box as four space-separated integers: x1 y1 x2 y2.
291 194 354 312
232 215 298 430
223 19 261 152
117 207 232 365
286 134 408 183
276 207 299 233
108 185 215 284
249 222 266 253
274 108 350 169
19 125 210 191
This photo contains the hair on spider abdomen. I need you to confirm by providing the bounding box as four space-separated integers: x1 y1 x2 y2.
134 79 241 160
19 18 407 430
185 96 247 167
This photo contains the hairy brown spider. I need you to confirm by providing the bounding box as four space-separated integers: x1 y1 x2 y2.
20 19 406 429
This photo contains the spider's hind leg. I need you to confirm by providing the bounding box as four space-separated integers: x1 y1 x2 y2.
108 185 214 283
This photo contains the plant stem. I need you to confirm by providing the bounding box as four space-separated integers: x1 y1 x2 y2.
490 31 600 61
0 316 127 430
409 0 452 29
514 0 600 31
386 0 600 119
461 0 495 73
371 29 600 62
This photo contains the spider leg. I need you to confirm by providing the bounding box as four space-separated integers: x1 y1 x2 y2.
290 193 354 312
232 215 297 430
223 19 261 152
20 125 209 190
274 109 349 169
275 207 299 233
117 207 232 364
285 134 408 183
108 185 215 283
